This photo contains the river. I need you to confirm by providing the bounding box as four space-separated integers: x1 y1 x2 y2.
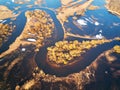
0 0 120 89
0 5 64 53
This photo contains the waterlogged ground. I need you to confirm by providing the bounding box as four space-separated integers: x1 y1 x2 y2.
0 0 120 90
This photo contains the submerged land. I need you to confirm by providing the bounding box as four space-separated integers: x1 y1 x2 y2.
0 0 120 90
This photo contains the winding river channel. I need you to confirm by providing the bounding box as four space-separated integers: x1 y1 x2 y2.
0 0 120 90
1 0 120 53
0 7 64 54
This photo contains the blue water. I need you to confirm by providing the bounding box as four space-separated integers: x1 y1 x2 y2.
44 0 61 8
67 0 120 39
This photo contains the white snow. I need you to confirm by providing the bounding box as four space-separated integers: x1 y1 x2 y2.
82 17 100 26
95 34 103 39
94 21 99 26
21 48 26 52
77 19 87 26
28 33 31 35
27 38 36 42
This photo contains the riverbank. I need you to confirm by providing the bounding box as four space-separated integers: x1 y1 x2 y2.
106 0 120 16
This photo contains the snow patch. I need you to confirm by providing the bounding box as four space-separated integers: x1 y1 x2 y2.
77 19 87 26
95 34 103 39
27 38 36 42
94 21 99 26
21 48 26 52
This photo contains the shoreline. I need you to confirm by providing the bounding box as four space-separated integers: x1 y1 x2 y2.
56 0 93 39
105 0 120 17
106 6 120 16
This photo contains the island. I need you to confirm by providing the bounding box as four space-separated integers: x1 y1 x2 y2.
47 39 111 65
